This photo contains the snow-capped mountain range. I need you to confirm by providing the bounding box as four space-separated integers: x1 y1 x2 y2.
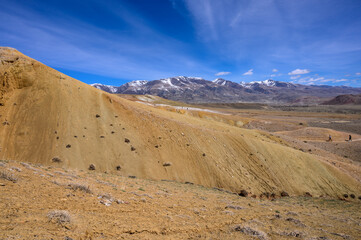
91 76 361 104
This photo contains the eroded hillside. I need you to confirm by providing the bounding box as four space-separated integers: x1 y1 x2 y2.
0 47 360 197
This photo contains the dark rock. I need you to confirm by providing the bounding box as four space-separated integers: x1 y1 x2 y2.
162 162 172 167
202 153 206 157
131 146 136 151
343 194 348 198
66 144 71 148
124 138 130 143
100 136 105 138
95 114 100 118
128 175 136 179
116 166 121 171
350 194 355 199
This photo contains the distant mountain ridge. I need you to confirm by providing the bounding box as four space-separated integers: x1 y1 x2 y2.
91 76 361 104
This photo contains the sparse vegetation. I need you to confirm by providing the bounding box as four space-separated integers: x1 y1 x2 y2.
0 170 18 182
47 210 71 224
67 183 92 193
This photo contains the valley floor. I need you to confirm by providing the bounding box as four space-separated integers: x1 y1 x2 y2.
1 160 360 240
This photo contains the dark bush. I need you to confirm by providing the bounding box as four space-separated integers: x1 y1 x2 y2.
239 190 248 197
280 191 289 197
88 164 96 170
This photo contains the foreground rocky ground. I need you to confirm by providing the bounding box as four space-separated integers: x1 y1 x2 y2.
1 160 360 240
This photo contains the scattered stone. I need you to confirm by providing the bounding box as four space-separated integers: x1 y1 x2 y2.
66 144 71 148
111 131 115 134
233 225 268 240
116 165 121 171
130 146 136 151
286 218 305 227
163 162 172 167
56 136 59 140
280 191 289 197
74 136 77 138
239 190 248 197
155 145 159 148
343 194 348 198
202 153 206 157
226 205 244 210
128 175 136 179
350 194 355 199
52 157 62 163
124 138 130 143
88 164 96 170
358 196 361 200
185 181 194 185
95 114 100 118
281 231 304 238
11 167 22 172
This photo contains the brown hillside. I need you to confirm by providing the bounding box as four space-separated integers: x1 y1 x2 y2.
0 47 360 197
322 94 361 105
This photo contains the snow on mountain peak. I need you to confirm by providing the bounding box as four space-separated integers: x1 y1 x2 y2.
91 83 118 93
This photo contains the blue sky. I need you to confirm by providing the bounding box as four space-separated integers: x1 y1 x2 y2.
1 0 361 87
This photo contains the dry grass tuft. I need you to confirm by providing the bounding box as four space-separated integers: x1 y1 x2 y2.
67 183 92 193
0 170 18 182
47 210 71 224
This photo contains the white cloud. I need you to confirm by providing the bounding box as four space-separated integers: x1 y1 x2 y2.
290 75 301 80
215 71 231 76
243 69 253 76
356 72 361 76
288 69 310 75
272 68 278 72
270 74 276 77
295 76 349 85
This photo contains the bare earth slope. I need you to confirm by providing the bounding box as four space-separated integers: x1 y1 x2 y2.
0 47 360 197
1 160 360 240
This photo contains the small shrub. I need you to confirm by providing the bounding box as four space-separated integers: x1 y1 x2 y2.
0 170 18 182
163 162 172 167
52 157 62 163
67 183 92 193
47 210 71 224
280 191 289 197
239 190 248 197
116 165 121 171
88 164 95 170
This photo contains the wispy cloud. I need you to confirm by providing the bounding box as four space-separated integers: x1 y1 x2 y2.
215 71 231 76
356 72 361 76
290 75 301 80
272 69 278 72
288 69 310 75
295 76 350 85
243 69 253 76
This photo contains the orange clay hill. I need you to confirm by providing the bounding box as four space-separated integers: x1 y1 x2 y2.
0 47 360 198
